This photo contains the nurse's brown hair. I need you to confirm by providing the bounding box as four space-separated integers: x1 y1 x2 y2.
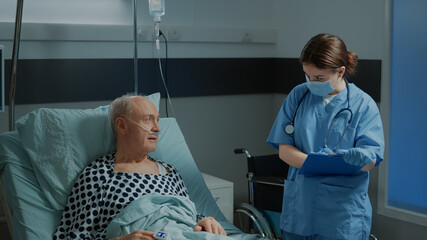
299 33 358 78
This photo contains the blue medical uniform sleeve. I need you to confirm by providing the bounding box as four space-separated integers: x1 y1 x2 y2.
267 84 307 149
353 97 385 166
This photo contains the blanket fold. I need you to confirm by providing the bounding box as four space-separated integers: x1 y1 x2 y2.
106 195 239 240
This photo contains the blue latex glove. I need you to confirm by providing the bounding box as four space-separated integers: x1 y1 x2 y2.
315 147 334 155
335 148 375 167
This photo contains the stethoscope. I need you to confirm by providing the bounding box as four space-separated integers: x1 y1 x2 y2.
284 79 353 150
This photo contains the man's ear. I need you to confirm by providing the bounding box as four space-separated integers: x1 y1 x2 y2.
115 117 127 136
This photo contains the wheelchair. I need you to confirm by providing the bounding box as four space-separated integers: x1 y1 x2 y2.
234 148 288 239
233 148 379 240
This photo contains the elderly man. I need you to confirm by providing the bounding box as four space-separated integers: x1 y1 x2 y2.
53 95 226 240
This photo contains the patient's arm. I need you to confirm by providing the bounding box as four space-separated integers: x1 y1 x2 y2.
193 217 227 236
109 230 155 240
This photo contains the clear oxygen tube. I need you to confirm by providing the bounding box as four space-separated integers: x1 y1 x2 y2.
122 116 161 136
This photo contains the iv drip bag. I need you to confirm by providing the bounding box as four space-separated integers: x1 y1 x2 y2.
148 0 165 21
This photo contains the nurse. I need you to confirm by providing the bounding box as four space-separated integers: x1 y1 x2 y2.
267 33 384 240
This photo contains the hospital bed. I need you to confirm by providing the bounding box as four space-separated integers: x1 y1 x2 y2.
0 93 264 239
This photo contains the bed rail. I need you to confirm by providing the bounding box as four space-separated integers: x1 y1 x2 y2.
0 179 13 238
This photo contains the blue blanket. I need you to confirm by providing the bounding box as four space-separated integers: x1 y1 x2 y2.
106 195 263 240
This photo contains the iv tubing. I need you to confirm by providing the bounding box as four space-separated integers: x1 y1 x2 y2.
157 51 175 117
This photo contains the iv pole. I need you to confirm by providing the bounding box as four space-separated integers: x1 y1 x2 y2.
2 2 24 237
9 0 24 131
133 0 139 95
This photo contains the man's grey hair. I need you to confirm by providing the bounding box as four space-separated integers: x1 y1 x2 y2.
109 93 139 135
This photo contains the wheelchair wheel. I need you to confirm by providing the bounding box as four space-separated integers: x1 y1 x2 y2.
369 234 378 240
234 203 275 239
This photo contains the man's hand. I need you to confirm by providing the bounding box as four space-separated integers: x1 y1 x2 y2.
109 230 155 240
193 216 227 236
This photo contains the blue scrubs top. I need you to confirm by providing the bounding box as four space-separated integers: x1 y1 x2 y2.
267 83 384 240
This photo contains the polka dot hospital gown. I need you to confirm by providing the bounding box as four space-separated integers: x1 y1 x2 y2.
53 153 189 240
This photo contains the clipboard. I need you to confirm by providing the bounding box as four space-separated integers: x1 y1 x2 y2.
299 153 361 175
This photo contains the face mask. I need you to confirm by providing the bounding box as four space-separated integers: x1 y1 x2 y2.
305 73 337 96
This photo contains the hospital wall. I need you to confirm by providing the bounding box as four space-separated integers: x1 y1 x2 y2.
0 1 425 240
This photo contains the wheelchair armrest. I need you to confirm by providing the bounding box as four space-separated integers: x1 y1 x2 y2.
250 176 284 186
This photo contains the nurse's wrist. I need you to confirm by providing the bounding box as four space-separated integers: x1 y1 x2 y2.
279 144 306 168
360 158 376 171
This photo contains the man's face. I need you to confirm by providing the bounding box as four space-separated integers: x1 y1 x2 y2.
125 97 161 153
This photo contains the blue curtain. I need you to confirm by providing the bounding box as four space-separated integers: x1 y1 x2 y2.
388 0 427 213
